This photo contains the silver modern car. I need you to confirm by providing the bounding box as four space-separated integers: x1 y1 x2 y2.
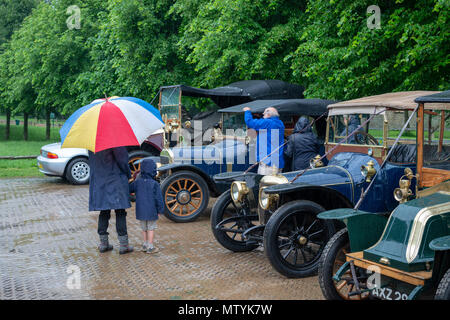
37 143 90 184
37 130 165 185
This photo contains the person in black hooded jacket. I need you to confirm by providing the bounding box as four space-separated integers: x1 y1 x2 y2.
284 117 320 171
129 158 164 254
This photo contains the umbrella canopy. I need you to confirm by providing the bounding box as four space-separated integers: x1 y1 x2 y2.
60 97 164 153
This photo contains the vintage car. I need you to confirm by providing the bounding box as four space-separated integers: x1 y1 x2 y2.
211 91 442 279
317 90 450 300
155 80 308 223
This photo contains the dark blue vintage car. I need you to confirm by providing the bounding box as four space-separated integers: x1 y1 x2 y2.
157 98 334 222
211 91 441 278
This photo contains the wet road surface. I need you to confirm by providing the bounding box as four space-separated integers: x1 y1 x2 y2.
0 177 323 300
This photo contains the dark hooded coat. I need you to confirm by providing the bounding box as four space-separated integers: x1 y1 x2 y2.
340 115 362 143
284 117 320 171
88 147 131 211
129 158 164 221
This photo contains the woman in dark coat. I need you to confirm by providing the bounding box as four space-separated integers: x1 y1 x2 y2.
88 146 133 254
129 158 164 254
284 117 320 171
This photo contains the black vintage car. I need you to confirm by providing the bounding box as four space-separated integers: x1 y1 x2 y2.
157 98 331 222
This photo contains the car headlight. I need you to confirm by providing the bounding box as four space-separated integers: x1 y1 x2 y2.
160 148 174 164
230 181 249 203
259 187 279 210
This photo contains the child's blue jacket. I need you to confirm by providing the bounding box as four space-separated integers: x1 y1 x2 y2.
129 158 164 221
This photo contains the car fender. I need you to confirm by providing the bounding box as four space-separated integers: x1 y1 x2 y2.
430 235 450 251
318 208 388 252
158 163 219 195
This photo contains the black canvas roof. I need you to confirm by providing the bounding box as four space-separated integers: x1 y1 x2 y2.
218 99 336 117
415 90 450 103
162 80 305 108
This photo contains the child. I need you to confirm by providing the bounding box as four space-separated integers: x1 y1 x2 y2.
129 158 164 254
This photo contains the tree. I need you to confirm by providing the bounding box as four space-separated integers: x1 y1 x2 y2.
0 0 39 51
290 0 449 100
0 0 39 139
176 0 307 88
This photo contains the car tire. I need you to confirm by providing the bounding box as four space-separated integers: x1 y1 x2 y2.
435 268 450 300
264 200 334 278
318 227 370 300
65 157 90 185
161 170 209 223
210 191 258 252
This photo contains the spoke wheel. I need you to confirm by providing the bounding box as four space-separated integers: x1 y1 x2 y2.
210 191 258 252
318 228 370 300
264 200 334 278
161 171 209 223
128 150 154 179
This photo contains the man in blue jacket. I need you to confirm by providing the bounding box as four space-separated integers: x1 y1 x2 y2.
243 106 285 175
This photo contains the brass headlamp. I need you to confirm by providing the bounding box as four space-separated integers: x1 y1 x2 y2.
394 168 415 203
230 181 249 203
160 148 174 164
258 187 279 210
310 154 324 168
361 160 376 182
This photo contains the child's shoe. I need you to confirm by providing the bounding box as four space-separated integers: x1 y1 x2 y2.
146 246 159 254
142 243 149 252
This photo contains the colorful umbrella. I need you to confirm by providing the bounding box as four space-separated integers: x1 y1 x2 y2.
60 97 164 153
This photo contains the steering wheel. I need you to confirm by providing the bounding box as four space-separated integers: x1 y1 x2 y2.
354 131 379 145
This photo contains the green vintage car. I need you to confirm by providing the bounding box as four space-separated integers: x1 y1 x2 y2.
318 90 450 300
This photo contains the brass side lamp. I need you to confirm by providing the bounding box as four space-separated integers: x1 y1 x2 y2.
361 160 376 182
393 168 416 203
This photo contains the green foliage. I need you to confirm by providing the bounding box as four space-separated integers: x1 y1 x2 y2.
0 0 39 51
291 0 449 99
177 0 306 87
0 0 448 140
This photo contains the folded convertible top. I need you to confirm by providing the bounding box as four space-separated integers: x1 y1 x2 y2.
160 80 305 108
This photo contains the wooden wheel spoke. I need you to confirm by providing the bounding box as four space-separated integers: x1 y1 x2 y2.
188 183 196 191
190 201 200 209
166 193 177 197
336 280 348 291
167 199 177 205
190 189 201 195
171 203 180 213
300 247 308 262
282 247 294 260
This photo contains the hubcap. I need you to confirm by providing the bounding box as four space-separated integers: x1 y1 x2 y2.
72 162 89 181
177 191 191 205
298 235 308 246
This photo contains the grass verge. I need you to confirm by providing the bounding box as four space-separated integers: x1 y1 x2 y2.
0 124 60 178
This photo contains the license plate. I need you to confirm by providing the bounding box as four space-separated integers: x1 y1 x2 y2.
371 287 409 300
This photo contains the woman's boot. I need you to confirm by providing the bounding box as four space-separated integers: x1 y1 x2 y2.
118 235 134 254
98 235 113 253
